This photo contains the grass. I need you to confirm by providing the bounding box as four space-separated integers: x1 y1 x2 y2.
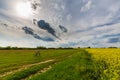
2 61 55 80
1 49 78 80
0 49 76 74
29 50 100 80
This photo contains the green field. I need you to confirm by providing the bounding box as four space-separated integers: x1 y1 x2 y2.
0 49 120 80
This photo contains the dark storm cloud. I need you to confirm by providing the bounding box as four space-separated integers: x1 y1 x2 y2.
59 25 68 33
22 26 34 35
31 1 41 10
37 20 59 38
103 33 120 37
22 26 54 42
33 34 54 41
108 38 120 43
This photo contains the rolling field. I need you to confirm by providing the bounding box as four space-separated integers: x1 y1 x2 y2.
0 49 120 80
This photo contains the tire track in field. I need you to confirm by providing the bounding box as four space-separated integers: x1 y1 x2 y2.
22 55 74 80
22 65 53 80
0 59 54 78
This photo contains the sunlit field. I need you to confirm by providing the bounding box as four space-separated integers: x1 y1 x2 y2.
86 48 120 80
0 49 76 80
0 48 120 80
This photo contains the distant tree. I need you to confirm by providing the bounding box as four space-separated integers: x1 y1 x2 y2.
108 47 117 48
37 46 46 49
58 47 63 49
12 47 18 50
87 46 91 48
65 47 73 49
47 47 56 49
5 46 11 50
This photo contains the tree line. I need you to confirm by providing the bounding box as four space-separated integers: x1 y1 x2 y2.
0 46 74 50
0 46 119 50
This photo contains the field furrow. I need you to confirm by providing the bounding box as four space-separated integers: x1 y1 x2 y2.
0 59 54 78
22 64 52 80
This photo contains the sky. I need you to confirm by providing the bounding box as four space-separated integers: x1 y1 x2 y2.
0 0 120 48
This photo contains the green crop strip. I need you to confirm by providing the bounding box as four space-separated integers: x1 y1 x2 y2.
29 50 101 80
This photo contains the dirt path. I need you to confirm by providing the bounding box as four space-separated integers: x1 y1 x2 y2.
0 59 54 78
22 55 73 80
22 65 52 80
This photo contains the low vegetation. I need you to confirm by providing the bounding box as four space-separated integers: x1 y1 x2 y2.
0 49 76 75
29 50 100 80
0 48 120 80
2 61 55 80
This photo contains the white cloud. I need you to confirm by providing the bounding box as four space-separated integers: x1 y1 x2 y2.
66 14 72 21
0 0 120 47
81 0 93 12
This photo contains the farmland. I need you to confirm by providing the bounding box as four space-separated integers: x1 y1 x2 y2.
0 48 120 80
86 48 120 80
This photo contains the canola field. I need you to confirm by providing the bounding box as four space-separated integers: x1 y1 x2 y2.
86 48 120 80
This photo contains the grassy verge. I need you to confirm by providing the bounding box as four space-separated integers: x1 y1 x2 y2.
1 61 55 80
29 50 101 80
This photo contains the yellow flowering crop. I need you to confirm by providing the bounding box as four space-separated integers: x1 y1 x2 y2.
86 48 120 80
